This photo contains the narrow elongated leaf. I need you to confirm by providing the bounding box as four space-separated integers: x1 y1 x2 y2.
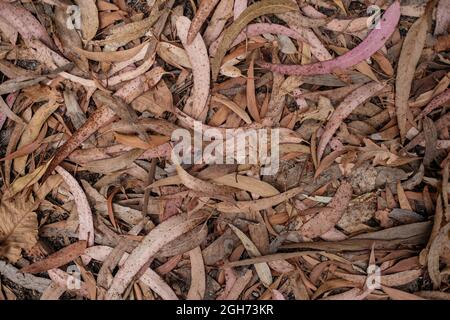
176 16 210 121
396 1 435 140
229 224 273 287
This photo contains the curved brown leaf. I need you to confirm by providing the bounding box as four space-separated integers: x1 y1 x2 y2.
21 241 87 274
42 105 116 182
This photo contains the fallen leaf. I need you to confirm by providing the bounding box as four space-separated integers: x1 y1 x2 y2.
0 195 38 262
75 0 99 41
0 1 54 49
21 241 87 274
300 182 353 238
187 0 220 44
55 166 94 247
259 1 400 76
229 224 273 287
187 246 206 299
176 16 210 121
396 1 435 140
73 41 149 62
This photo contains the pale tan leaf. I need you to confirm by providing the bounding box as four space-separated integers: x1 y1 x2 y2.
187 246 206 300
175 164 237 202
229 224 273 287
212 174 279 197
73 42 149 62
395 2 434 140
6 161 52 198
176 16 210 121
75 0 99 41
14 101 60 174
156 42 192 69
55 166 94 247
215 186 303 213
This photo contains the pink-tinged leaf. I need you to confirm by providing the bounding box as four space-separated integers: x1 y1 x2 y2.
259 1 400 76
221 269 253 300
55 166 94 247
234 0 247 19
0 1 54 49
418 88 450 119
302 5 326 19
299 182 353 239
320 228 348 241
203 0 234 45
187 0 220 44
0 17 18 44
105 212 207 299
435 0 450 35
317 82 386 159
176 16 210 122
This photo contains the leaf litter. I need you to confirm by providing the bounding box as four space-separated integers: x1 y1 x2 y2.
0 0 449 301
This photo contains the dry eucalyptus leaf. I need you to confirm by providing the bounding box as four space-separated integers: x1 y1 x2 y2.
0 0 448 302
